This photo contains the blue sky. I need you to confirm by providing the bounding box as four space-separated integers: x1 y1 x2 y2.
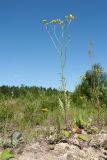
0 0 107 91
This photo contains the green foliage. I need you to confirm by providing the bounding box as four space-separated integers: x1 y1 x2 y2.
0 78 106 137
74 64 107 105
0 149 14 160
75 117 87 129
77 134 89 141
62 130 70 137
0 102 14 122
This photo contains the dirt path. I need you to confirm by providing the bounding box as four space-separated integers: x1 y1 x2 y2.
14 131 107 160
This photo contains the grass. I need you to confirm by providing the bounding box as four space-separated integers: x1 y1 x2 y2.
0 87 106 142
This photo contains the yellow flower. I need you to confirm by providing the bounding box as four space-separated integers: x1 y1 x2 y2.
70 14 74 20
50 19 58 24
58 20 64 25
41 108 48 112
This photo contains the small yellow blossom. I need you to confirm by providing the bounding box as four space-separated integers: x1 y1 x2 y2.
41 108 48 112
50 19 58 24
58 20 64 25
70 14 74 20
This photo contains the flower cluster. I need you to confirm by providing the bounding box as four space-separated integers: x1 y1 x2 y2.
42 14 74 26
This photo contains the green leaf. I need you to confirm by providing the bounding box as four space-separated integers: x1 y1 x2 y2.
0 149 15 160
62 130 70 138
11 131 22 147
77 134 88 141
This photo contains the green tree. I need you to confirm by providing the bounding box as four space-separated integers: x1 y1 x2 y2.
74 64 107 105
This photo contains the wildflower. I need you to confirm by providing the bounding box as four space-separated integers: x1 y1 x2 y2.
42 19 48 24
41 108 48 112
70 14 74 20
50 19 58 24
58 20 64 25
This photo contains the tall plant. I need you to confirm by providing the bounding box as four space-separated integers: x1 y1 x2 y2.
42 14 74 127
